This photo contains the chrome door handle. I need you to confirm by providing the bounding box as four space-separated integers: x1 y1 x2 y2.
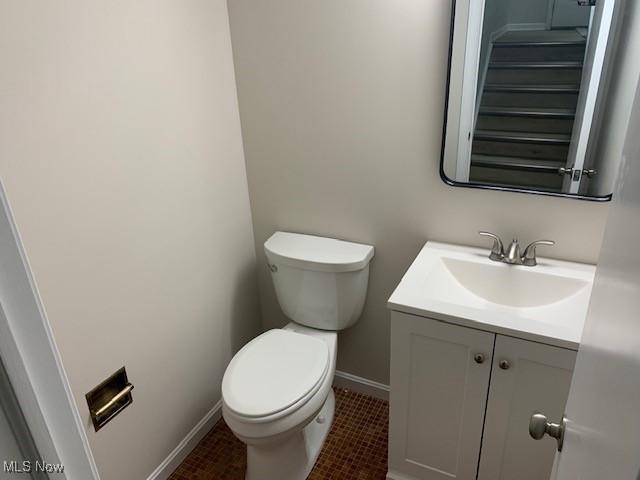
529 412 566 451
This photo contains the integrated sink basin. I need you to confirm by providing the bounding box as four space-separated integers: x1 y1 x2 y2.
437 257 589 308
388 242 596 349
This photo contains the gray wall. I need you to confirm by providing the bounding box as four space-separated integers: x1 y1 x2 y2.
0 1 260 479
228 0 609 385
478 0 510 95
484 0 551 33
479 0 551 93
507 0 552 26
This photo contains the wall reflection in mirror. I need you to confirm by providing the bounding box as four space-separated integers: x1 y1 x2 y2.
441 0 620 200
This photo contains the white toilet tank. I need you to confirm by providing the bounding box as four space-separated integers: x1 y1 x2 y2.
264 232 374 330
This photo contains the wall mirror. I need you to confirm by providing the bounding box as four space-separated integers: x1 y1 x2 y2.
441 0 619 200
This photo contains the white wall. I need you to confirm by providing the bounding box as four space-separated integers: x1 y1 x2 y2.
590 0 640 196
228 0 610 385
0 1 260 480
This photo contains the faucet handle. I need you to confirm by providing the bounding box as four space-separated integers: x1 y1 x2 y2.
522 240 555 266
479 231 504 261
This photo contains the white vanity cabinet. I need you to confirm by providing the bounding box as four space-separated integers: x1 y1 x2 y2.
388 311 577 480
477 335 576 480
389 311 495 480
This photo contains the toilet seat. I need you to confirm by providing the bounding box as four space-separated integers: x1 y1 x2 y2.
222 329 330 421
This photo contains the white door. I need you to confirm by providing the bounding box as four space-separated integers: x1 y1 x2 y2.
0 389 25 468
0 354 42 478
564 0 614 194
388 312 494 480
550 82 640 479
477 336 576 480
551 0 592 28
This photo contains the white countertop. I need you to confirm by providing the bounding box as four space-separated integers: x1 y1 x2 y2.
387 242 596 350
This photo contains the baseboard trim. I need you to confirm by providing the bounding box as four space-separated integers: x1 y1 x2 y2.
504 22 547 32
490 24 510 42
490 22 548 42
387 469 414 480
146 400 223 480
333 370 390 401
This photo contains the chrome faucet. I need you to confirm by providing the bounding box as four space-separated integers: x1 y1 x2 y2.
479 232 555 267
504 238 522 264
521 239 556 266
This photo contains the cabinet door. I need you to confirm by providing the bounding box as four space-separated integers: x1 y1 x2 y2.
477 336 576 480
389 312 495 480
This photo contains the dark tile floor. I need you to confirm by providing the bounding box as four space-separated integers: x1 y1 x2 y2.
169 388 389 479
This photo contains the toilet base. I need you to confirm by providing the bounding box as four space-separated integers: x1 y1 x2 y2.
245 389 335 480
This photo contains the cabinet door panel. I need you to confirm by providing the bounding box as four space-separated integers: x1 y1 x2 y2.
389 312 494 480
478 336 576 480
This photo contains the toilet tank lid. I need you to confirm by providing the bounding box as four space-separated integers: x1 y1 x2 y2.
264 232 374 273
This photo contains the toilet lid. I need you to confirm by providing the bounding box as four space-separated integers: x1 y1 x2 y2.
222 329 329 419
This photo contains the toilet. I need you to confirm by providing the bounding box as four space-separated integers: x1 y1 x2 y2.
222 231 374 480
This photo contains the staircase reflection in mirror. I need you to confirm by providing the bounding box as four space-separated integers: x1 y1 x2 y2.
441 0 620 200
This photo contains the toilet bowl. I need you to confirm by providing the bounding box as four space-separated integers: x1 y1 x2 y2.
223 324 337 480
221 232 374 480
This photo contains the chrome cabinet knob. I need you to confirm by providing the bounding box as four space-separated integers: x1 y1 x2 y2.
499 359 510 370
474 353 485 364
529 412 566 451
